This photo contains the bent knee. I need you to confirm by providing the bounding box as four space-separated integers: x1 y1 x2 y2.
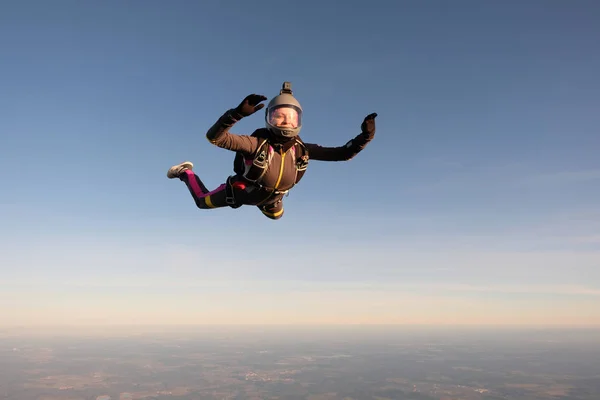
262 211 283 220
260 207 284 220
194 195 216 209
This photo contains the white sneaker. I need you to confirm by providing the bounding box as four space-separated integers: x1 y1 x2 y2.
167 161 194 179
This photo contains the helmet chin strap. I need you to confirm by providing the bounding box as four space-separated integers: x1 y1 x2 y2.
268 129 294 143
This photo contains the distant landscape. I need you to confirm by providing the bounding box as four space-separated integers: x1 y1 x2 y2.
1 325 599 400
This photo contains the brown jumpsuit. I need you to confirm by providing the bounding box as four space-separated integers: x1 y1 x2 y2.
178 108 375 220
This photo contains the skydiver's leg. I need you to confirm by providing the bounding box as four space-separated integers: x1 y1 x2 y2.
179 170 230 209
167 162 229 209
258 197 284 220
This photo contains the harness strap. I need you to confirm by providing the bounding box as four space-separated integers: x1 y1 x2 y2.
293 141 309 184
237 135 310 193
242 139 272 184
225 175 245 209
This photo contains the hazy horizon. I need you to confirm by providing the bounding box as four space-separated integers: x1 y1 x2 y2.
3 323 600 336
4 323 600 399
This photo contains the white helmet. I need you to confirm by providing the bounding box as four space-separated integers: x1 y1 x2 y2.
265 81 302 138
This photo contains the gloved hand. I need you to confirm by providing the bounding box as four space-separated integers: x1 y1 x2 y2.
234 94 268 118
361 113 377 135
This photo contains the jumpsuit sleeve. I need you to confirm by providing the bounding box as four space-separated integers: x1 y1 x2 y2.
303 130 375 161
205 109 259 155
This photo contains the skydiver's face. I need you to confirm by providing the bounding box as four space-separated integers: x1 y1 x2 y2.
269 107 299 129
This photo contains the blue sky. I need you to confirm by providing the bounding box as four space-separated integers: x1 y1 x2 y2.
1 0 599 327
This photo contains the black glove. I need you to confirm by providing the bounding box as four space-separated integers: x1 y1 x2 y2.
361 112 377 135
234 94 268 118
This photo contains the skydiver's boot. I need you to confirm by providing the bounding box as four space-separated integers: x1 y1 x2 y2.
169 161 212 203
167 161 194 179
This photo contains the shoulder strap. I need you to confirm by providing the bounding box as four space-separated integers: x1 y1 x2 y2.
293 137 309 184
233 129 273 184
244 138 272 183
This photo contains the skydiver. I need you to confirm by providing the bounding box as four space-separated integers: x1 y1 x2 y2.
167 82 377 220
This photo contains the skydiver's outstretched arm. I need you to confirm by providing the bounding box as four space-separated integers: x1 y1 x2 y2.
206 94 267 154
303 113 377 161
